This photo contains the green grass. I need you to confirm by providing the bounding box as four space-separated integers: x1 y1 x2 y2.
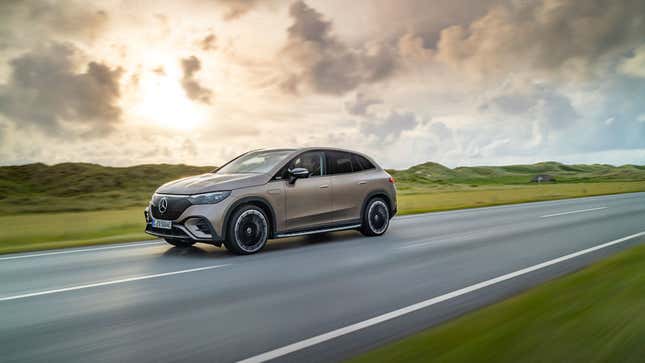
0 163 214 214
349 242 645 363
1 161 644 255
397 181 645 214
0 208 153 254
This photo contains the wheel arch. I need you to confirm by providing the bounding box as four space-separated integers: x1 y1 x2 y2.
222 196 277 239
360 190 394 220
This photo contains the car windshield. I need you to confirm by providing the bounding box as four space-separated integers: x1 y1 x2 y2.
215 150 294 174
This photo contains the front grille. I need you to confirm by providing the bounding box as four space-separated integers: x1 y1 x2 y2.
150 194 192 220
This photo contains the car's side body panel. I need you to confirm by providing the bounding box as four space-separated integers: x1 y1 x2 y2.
329 170 372 222
283 176 334 230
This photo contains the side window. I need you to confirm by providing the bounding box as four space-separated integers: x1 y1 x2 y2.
355 154 375 170
326 151 354 175
351 154 363 172
276 151 324 179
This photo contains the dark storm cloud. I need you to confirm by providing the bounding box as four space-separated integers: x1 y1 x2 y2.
280 1 398 95
180 56 213 104
425 0 645 78
0 43 123 135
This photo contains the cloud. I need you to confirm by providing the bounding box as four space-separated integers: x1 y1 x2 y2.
216 0 279 20
279 1 398 95
0 1 109 49
345 93 383 116
402 0 645 80
619 46 645 78
180 56 213 104
359 110 420 142
0 43 123 136
200 33 217 51
152 66 165 75
480 82 579 131
182 138 198 157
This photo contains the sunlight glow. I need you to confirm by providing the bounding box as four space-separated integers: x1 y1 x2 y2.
132 65 206 131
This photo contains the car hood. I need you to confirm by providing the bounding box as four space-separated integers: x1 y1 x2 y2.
155 173 269 194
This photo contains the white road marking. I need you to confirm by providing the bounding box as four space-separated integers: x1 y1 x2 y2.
0 264 230 302
0 240 163 261
238 231 645 363
540 206 607 218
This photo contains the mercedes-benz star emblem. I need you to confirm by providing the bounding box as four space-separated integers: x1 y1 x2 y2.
159 197 168 214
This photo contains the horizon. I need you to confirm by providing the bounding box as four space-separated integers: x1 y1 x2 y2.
4 159 645 171
1 0 644 168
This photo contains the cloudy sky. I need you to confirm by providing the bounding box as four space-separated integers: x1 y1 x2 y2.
1 0 644 168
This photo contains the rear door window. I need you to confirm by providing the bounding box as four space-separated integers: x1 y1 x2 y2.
354 154 375 171
326 151 354 174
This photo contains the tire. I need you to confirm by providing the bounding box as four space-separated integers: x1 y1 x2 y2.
224 205 270 255
360 197 390 236
164 238 196 248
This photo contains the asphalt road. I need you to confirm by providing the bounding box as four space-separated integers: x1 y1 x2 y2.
2 192 645 363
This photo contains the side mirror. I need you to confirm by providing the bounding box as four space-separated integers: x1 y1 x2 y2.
288 168 310 184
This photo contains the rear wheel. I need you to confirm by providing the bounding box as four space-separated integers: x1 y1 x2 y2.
360 197 390 236
164 238 196 248
224 205 269 255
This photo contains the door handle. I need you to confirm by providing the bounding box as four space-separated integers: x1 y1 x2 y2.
358 181 367 185
319 184 329 189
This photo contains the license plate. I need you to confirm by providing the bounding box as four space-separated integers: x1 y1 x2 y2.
152 218 172 229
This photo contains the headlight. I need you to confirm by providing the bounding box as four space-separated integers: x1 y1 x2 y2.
188 191 231 205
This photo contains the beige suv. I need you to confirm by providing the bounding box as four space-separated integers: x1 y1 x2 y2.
145 147 397 254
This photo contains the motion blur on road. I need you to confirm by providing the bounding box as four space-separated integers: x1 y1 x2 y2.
2 193 645 363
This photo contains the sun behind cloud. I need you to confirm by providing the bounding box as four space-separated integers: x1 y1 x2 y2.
131 63 207 131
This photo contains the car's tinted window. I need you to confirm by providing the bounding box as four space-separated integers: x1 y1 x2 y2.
351 154 363 171
354 154 375 170
216 150 293 174
326 151 354 174
276 151 324 179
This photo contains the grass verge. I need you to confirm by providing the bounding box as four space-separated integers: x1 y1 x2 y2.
397 181 645 215
0 208 154 255
1 182 644 255
349 242 645 363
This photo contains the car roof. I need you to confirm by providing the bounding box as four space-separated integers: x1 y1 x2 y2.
263 147 380 169
257 146 369 155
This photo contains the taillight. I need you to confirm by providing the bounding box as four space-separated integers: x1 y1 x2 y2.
388 176 395 183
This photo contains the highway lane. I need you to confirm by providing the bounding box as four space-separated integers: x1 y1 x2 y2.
1 192 645 362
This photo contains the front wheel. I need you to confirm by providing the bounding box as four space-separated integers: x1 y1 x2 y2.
360 197 390 236
224 205 269 255
164 238 196 248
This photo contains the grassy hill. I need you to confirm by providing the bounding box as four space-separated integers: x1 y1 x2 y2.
388 161 645 191
0 163 214 214
1 161 645 215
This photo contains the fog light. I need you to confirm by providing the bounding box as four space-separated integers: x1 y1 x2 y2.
184 218 212 239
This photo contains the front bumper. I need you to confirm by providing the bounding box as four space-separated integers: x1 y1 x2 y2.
144 206 222 245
